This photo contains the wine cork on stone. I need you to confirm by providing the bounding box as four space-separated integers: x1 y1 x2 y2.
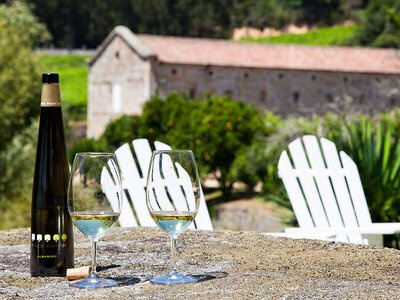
66 266 91 281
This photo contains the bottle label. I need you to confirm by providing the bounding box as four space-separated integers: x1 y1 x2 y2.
31 233 68 242
41 83 61 107
31 232 70 253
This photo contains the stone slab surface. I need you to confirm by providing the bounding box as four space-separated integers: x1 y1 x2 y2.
1 227 400 299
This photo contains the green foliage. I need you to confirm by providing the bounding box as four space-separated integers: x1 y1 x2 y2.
137 93 268 195
101 115 141 151
351 0 400 48
31 0 233 48
240 0 286 29
241 25 358 46
0 122 37 229
29 0 366 48
72 93 268 196
371 33 400 48
69 91 400 234
67 138 107 164
0 1 49 151
260 116 320 208
137 92 195 143
182 95 266 195
38 55 89 121
67 114 140 163
262 111 400 227
0 1 50 229
0 1 50 48
339 116 400 223
229 112 280 192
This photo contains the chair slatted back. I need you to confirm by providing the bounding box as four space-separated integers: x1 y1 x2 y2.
278 135 371 244
115 138 213 230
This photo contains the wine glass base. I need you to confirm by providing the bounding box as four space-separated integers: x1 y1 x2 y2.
69 275 118 289
150 270 198 285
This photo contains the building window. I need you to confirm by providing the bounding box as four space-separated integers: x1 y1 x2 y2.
278 73 284 79
325 93 333 103
115 51 120 59
293 92 299 103
171 69 177 75
343 76 348 83
390 95 397 106
189 88 196 98
112 84 121 113
224 89 233 97
244 72 249 78
259 89 266 103
208 70 213 76
311 75 316 81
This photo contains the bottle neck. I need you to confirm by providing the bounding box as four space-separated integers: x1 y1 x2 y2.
41 83 61 107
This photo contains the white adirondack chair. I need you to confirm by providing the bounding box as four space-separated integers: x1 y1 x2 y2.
268 135 400 246
113 138 213 230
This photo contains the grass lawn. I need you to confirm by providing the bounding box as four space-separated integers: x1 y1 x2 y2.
240 24 358 46
38 55 90 120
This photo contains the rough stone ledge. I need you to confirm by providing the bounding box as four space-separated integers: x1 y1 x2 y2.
0 227 400 299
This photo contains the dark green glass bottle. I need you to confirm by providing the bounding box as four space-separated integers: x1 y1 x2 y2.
30 73 74 276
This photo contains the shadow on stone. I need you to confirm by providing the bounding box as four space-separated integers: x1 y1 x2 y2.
96 264 121 272
112 276 141 286
190 271 228 282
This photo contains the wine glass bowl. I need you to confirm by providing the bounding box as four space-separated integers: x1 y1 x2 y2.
68 152 122 289
146 150 201 285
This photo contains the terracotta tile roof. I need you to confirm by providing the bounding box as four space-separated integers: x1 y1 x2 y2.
137 34 400 74
90 26 400 75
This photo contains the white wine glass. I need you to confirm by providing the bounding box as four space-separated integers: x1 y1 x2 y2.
68 152 122 289
146 150 201 285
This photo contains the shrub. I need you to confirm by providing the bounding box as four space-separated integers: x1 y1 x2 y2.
339 116 400 223
0 1 50 151
137 92 196 144
259 116 320 208
0 122 38 229
229 111 280 192
260 113 349 214
351 0 400 48
78 93 268 196
177 94 266 196
371 33 400 48
0 1 50 229
68 137 107 164
102 115 141 150
264 111 400 228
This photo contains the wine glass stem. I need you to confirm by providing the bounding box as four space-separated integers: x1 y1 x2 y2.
91 241 98 275
170 237 177 271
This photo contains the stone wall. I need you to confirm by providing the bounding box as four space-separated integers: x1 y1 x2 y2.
3 227 400 298
88 40 400 137
153 62 400 116
88 35 152 138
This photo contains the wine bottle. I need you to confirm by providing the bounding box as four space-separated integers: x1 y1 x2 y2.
30 73 74 277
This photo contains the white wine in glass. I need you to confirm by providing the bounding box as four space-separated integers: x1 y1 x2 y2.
146 150 201 285
68 152 122 289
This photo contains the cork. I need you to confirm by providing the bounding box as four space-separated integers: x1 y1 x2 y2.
66 266 91 281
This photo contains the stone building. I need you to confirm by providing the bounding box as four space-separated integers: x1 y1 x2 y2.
88 25 400 138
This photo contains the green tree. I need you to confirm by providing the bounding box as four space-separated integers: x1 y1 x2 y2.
0 0 49 151
72 93 268 197
0 1 50 229
352 0 400 48
129 93 266 196
181 95 266 196
0 123 38 229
